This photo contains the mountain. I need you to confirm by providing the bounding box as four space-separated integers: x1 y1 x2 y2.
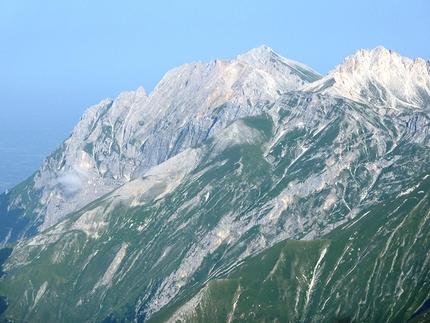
0 46 430 322
0 45 322 246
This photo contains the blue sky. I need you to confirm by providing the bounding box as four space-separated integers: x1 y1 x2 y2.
0 0 429 190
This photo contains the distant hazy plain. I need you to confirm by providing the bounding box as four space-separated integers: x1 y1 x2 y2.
0 113 73 193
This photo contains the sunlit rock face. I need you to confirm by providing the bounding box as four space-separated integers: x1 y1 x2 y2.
0 46 430 323
303 46 430 109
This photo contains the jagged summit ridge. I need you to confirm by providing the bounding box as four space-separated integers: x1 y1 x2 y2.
302 46 430 108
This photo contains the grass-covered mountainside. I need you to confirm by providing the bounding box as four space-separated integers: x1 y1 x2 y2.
152 170 430 323
0 46 429 322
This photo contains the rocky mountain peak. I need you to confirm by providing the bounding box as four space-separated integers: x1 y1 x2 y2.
236 45 276 63
1 46 322 238
333 46 427 79
237 45 322 85
135 85 147 97
302 46 430 109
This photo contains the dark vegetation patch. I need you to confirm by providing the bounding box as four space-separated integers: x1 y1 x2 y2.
0 248 12 317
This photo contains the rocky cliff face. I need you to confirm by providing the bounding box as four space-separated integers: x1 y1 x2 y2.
0 46 429 322
0 46 322 244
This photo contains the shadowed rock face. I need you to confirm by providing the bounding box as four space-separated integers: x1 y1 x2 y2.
0 46 430 323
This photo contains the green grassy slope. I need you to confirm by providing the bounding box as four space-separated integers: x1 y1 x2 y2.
155 171 430 323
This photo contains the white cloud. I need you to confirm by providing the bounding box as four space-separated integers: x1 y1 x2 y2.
57 166 88 196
